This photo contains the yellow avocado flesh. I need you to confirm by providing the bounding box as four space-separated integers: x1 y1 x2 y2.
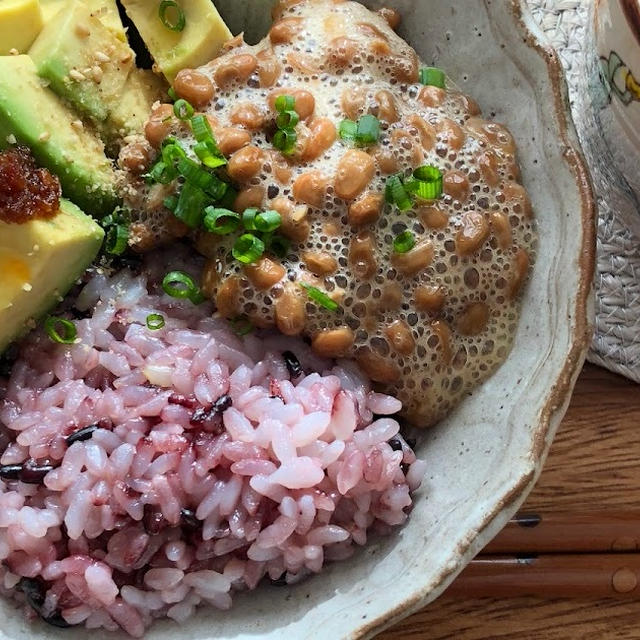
120 0 232 81
0 0 44 54
0 199 104 351
40 0 126 41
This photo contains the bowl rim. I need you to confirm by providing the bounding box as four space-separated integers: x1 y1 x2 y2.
354 0 597 637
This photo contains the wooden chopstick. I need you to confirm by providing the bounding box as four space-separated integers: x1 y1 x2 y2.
446 554 640 598
482 511 640 554
444 513 640 598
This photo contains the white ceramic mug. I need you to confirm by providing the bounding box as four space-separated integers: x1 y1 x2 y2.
594 0 640 195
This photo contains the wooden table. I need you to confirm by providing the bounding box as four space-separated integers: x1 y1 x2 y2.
380 363 640 640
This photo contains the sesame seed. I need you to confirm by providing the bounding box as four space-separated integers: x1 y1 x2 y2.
71 120 84 131
6 134 16 144
69 69 86 82
8 48 19 56
121 52 133 64
38 131 51 142
22 284 33 292
92 66 103 83
94 51 110 63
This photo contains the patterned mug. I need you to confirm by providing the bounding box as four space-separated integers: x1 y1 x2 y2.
594 0 640 196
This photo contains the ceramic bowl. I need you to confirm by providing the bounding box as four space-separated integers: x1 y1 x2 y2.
0 1 595 639
594 0 640 195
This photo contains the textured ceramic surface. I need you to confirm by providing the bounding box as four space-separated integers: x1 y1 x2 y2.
594 0 640 195
0 1 594 639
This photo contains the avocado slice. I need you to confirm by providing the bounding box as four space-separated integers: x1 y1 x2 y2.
0 198 104 352
40 0 127 42
120 0 232 81
101 68 166 146
29 0 135 123
0 55 117 217
0 0 44 55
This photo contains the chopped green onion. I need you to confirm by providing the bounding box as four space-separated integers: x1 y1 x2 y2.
419 66 446 89
163 195 178 212
273 128 297 154
173 182 209 228
242 208 259 231
146 314 165 330
393 230 415 254
232 234 265 264
339 119 357 141
44 316 77 344
149 160 178 184
190 114 215 144
177 156 216 190
105 223 128 255
218 184 237 210
159 0 185 32
385 174 413 211
194 141 227 168
266 234 290 259
300 283 339 312
203 207 241 235
230 315 254 336
162 271 205 304
407 165 443 200
276 110 300 130
167 87 177 101
355 114 380 145
173 99 194 120
254 210 281 233
275 95 296 112
162 142 187 166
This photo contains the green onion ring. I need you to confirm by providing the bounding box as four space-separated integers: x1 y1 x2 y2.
339 119 357 141
254 209 282 233
419 66 446 89
173 99 194 121
162 271 205 304
275 94 296 112
232 234 265 264
273 128 297 154
276 109 300 130
204 207 241 235
299 283 339 312
393 230 415 254
44 316 77 344
158 0 186 32
146 313 166 330
105 223 129 255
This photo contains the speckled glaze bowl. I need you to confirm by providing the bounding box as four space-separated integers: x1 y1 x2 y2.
0 1 594 639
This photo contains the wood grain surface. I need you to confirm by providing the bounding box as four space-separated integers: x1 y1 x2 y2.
379 363 640 639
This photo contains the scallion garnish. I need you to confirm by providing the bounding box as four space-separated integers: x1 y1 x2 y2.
354 114 380 145
300 283 339 312
393 230 415 254
385 174 413 211
232 234 265 264
162 141 187 166
273 128 297 154
339 119 358 142
159 0 186 32
105 223 129 255
230 315 254 336
190 114 215 143
276 110 300 130
419 66 446 89
243 208 281 233
203 207 241 235
149 160 177 185
168 87 177 101
162 271 205 304
273 95 298 155
194 141 227 169
406 165 443 200
275 95 295 112
173 99 194 120
146 314 166 330
173 181 209 228
44 316 77 344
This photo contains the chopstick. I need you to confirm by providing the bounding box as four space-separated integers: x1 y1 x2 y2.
446 554 640 598
444 512 640 598
482 511 640 554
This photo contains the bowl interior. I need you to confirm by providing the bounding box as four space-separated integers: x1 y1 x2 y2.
0 2 593 639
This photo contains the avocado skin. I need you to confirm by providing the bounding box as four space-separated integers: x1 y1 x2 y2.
0 55 117 217
0 199 104 353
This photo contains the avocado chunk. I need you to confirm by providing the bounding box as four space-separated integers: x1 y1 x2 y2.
0 198 104 352
40 0 127 42
120 0 232 81
101 68 166 146
29 0 134 123
0 0 44 55
0 55 117 217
